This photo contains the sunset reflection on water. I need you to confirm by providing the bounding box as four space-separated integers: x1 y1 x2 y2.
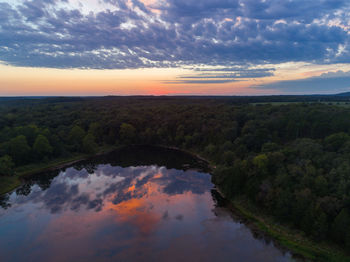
0 160 296 262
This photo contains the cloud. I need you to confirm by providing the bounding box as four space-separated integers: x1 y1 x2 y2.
253 70 350 93
1 0 350 69
164 79 238 84
179 68 275 79
166 67 273 84
193 67 275 72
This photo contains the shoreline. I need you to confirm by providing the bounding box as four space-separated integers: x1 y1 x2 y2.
0 145 119 196
0 144 348 261
0 144 206 195
215 189 349 262
161 146 349 261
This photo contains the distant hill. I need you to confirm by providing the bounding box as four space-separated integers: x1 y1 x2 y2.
335 92 350 96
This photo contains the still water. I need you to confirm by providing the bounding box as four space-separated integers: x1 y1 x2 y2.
0 146 296 262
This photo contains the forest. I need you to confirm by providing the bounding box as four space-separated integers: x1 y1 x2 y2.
1 96 350 253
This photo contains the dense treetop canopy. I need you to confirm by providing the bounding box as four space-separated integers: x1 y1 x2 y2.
1 96 350 251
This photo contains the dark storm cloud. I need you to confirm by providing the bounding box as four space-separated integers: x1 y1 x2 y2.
252 70 350 93
0 0 350 69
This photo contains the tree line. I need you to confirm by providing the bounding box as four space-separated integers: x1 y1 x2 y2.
1 96 350 250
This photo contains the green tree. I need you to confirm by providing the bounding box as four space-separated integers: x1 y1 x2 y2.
312 209 328 241
213 166 246 198
69 125 86 151
274 189 293 222
222 151 235 166
314 175 328 196
119 123 136 144
15 125 39 146
88 122 103 144
253 153 269 175
33 135 53 160
175 125 185 145
0 155 14 176
332 208 350 246
205 144 216 156
9 135 31 165
221 141 234 151
141 127 156 144
83 134 98 154
261 142 279 153
324 132 350 152
223 123 238 142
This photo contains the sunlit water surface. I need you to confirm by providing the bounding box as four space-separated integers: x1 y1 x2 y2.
0 147 297 262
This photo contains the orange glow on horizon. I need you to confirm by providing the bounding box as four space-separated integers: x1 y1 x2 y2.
2 63 350 95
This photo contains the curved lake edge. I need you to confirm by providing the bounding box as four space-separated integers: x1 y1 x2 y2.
0 145 119 196
214 187 349 262
1 145 346 261
163 147 349 261
1 144 213 196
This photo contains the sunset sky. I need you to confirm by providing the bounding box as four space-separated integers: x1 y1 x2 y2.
1 0 350 95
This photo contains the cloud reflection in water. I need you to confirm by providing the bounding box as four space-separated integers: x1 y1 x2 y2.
0 163 295 262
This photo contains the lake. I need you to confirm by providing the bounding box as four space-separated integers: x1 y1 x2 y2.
0 146 297 262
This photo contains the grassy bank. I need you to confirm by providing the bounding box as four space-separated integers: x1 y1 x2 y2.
0 176 21 196
0 145 118 195
179 148 349 261
226 196 350 262
190 147 349 262
184 148 346 261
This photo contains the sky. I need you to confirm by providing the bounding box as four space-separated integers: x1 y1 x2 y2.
1 0 350 95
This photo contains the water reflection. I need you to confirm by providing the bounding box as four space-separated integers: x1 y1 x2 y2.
0 147 297 262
